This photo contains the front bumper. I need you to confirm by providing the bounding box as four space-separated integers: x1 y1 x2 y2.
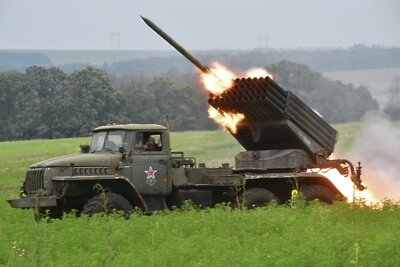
7 196 59 209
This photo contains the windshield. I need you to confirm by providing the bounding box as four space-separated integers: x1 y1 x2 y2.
89 130 132 153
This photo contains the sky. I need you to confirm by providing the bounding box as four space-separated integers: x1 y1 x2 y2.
0 0 399 51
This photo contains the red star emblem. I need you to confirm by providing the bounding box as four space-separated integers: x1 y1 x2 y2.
145 166 157 178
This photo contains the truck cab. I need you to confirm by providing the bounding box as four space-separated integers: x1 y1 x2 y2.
8 124 175 215
91 124 173 196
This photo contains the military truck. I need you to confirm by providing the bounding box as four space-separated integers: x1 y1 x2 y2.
7 16 366 216
7 76 365 217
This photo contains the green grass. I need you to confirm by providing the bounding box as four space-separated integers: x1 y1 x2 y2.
1 202 399 266
170 130 244 167
0 138 89 187
1 125 399 266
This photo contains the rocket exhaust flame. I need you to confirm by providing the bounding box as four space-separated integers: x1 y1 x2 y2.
208 106 245 134
201 62 235 96
245 68 274 79
141 15 270 132
317 168 378 205
201 62 273 131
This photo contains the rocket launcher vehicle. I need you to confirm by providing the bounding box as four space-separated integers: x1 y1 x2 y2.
141 16 366 191
208 76 337 162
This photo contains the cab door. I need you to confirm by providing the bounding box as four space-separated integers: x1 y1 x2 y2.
130 131 171 196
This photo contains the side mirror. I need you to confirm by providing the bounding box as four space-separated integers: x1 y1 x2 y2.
80 144 90 153
119 146 128 160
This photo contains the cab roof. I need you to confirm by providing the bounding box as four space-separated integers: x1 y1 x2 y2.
93 124 167 132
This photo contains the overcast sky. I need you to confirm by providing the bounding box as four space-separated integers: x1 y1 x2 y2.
0 0 399 50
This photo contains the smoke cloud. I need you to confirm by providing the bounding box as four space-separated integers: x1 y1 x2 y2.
344 111 400 201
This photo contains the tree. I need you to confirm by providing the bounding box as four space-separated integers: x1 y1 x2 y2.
67 67 128 136
269 61 379 123
0 71 33 140
116 75 212 131
0 66 129 141
25 66 69 138
122 84 158 123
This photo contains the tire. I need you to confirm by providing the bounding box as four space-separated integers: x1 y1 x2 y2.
34 207 63 221
82 192 133 216
300 185 337 204
238 188 278 209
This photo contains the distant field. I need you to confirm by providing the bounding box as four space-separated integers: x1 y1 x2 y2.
0 49 174 65
43 50 174 65
0 125 399 266
323 68 400 108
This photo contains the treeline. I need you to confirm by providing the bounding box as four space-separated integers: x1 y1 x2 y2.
0 66 211 141
99 46 400 75
0 61 379 141
1 45 400 74
0 67 126 140
0 51 51 71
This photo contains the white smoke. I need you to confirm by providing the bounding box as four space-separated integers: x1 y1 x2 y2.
344 111 400 201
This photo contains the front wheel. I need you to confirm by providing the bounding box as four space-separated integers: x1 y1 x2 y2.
82 192 133 216
300 185 337 204
237 188 278 209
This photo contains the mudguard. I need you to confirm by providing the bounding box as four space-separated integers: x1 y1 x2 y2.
52 175 148 212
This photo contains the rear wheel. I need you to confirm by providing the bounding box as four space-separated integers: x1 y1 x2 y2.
34 207 63 221
82 192 133 216
300 185 337 204
237 188 278 209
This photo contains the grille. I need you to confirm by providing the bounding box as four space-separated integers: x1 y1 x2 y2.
25 168 45 194
74 167 109 176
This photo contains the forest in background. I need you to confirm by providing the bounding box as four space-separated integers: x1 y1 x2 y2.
1 45 400 141
0 60 382 141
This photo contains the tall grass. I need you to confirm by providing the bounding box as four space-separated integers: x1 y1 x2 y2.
1 203 399 266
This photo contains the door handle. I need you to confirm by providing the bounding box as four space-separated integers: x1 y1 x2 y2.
158 159 167 165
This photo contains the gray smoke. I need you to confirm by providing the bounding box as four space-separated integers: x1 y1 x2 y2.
344 111 400 201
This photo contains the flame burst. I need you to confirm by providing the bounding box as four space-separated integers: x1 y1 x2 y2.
201 62 235 95
320 169 378 205
201 61 272 132
245 68 274 79
208 106 244 134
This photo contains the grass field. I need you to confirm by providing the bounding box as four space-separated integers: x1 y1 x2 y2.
1 126 399 266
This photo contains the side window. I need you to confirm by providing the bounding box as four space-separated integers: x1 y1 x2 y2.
134 132 162 152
